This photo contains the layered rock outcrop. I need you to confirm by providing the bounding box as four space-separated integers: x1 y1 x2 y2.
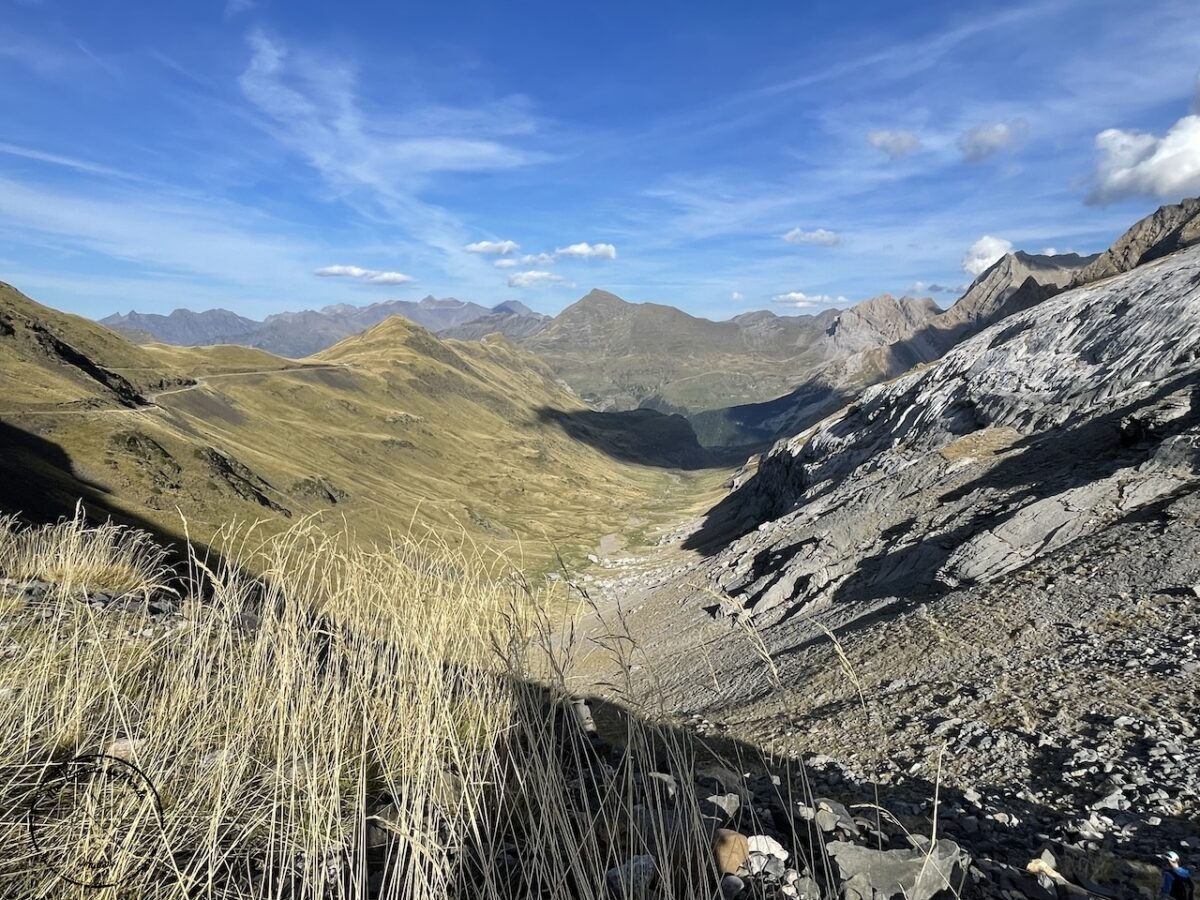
704 242 1200 622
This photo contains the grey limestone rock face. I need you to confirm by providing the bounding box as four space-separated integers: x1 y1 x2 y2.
1072 196 1200 285
705 243 1200 623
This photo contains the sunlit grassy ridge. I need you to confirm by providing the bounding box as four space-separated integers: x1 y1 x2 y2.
0 282 728 571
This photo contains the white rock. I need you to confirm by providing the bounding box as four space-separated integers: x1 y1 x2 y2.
747 834 789 862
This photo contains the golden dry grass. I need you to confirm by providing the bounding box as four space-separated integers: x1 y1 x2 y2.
0 515 777 900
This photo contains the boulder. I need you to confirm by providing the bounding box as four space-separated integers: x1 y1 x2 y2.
697 764 751 800
814 798 859 837
703 792 742 821
791 873 822 899
826 839 969 900
719 874 746 899
571 698 598 737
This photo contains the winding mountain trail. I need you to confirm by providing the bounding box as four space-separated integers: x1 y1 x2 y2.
145 364 353 403
0 363 354 417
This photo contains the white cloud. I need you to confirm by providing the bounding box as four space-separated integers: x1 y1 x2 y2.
962 235 1013 277
314 265 413 285
508 270 572 288
520 252 556 265
464 239 519 255
730 291 744 302
867 130 922 160
554 241 617 260
493 258 518 268
782 227 841 247
959 119 1027 162
1087 115 1200 204
772 291 849 309
907 281 956 294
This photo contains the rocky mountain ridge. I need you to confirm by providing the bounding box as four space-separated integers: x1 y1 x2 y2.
691 249 1099 447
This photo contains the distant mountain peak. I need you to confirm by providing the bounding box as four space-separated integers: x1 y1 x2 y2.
577 288 631 306
491 300 534 316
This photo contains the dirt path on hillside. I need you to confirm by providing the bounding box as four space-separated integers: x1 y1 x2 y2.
0 364 352 417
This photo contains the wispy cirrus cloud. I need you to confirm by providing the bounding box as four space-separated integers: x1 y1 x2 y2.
0 173 337 315
772 290 848 308
239 31 544 182
236 29 548 290
782 227 840 246
225 0 255 20
508 270 572 288
0 141 146 182
314 265 413 285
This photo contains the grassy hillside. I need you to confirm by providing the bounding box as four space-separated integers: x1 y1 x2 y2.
0 280 190 409
0 283 727 570
513 290 946 438
517 290 837 415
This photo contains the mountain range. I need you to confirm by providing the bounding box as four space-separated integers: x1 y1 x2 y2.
100 296 543 359
96 252 1109 450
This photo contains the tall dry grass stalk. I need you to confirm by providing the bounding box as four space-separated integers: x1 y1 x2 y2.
0 515 790 900
0 505 174 600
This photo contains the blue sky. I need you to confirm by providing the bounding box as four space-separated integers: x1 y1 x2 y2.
2 0 1199 321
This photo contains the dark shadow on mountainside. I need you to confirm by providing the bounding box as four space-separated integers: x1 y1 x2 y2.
536 406 757 470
